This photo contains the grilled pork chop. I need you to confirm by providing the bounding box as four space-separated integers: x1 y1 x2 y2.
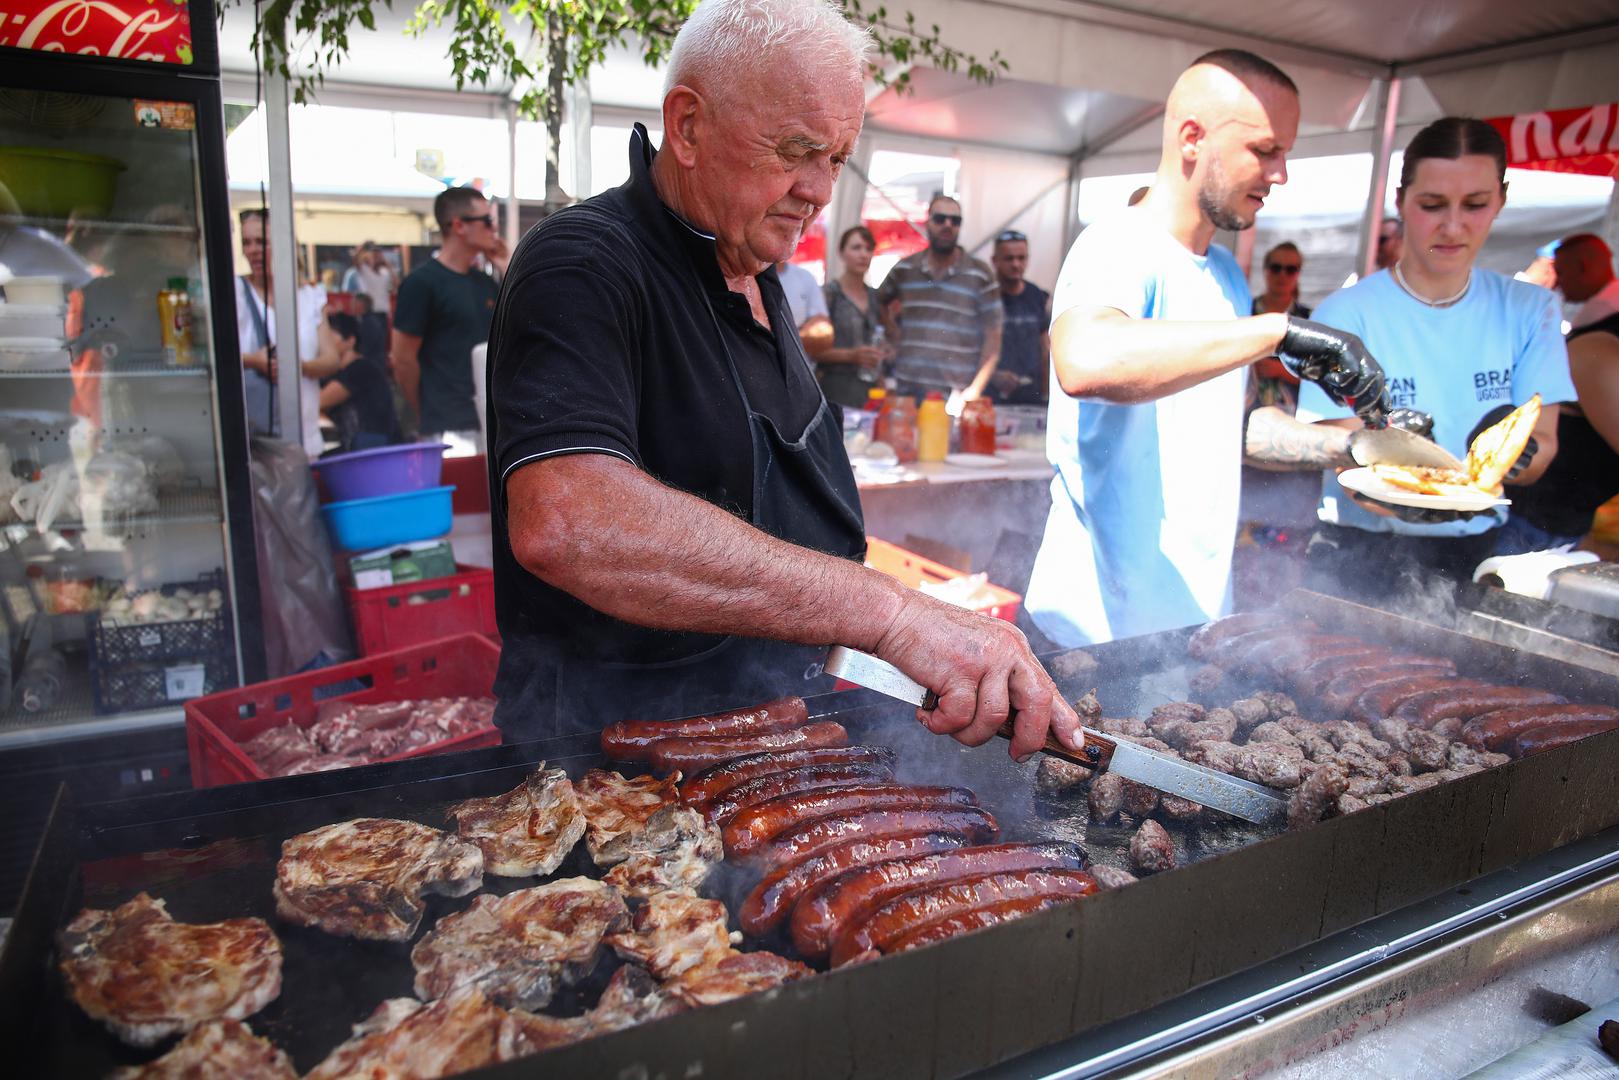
601 804 724 899
575 769 681 863
59 893 283 1048
410 878 629 1008
446 764 585 877
110 1019 296 1079
274 818 484 941
605 889 808 1006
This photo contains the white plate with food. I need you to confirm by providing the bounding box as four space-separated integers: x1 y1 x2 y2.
1337 466 1509 512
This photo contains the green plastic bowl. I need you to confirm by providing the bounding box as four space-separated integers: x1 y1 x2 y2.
0 147 125 219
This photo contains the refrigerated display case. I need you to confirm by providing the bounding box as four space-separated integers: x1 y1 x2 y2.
0 0 262 887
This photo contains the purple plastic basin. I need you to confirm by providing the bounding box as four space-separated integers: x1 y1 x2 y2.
313 442 448 502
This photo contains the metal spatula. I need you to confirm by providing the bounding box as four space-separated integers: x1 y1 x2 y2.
823 646 1288 825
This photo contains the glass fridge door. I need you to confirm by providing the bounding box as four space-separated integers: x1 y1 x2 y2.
0 86 242 738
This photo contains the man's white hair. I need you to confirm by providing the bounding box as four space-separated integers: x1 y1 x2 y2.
664 0 874 97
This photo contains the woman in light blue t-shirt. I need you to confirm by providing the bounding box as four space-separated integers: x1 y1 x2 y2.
1275 118 1573 597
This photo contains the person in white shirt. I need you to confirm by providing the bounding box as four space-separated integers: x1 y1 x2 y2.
235 208 328 459
341 240 396 316
1554 233 1619 329
1027 49 1399 648
776 259 829 330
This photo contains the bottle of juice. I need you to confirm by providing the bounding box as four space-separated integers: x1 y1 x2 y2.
880 393 919 463
917 391 949 461
157 277 195 365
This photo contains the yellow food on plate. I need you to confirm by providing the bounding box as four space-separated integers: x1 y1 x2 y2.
1465 394 1540 491
1370 464 1497 500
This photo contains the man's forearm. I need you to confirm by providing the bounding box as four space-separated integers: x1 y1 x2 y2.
1244 405 1355 471
1054 308 1288 403
391 332 422 411
966 328 1002 396
507 454 907 652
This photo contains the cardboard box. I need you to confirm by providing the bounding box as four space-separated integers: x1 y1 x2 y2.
347 539 457 590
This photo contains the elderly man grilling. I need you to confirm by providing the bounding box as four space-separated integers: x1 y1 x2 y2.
484 0 1076 759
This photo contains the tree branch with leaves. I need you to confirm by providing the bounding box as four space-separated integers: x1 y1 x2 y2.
229 0 1007 201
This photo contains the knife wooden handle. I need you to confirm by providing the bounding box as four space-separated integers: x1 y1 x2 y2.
997 720 1114 768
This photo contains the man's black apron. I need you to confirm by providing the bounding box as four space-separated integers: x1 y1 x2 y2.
546 288 867 730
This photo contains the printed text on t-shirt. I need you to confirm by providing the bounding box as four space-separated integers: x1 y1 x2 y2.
1474 368 1512 402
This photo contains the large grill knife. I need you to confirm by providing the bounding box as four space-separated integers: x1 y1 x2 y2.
824 646 1288 825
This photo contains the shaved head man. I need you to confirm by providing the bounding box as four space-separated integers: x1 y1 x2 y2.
1027 50 1403 648
1554 233 1619 328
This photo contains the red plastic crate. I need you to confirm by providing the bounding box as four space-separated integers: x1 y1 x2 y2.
346 564 497 656
185 633 502 788
865 537 1022 622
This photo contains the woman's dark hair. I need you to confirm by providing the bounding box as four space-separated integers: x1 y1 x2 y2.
1398 117 1508 192
325 311 360 341
838 224 876 252
1263 241 1302 265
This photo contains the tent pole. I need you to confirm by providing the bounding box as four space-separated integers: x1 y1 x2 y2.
1356 74 1401 281
506 101 520 253
265 71 303 452
1062 155 1080 252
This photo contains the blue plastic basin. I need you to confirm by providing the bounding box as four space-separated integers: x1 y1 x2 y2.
321 485 455 552
313 441 448 502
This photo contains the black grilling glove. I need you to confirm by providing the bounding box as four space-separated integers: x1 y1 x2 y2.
1278 318 1392 427
1466 405 1540 482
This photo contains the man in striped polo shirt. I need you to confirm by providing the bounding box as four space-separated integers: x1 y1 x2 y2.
878 195 1003 400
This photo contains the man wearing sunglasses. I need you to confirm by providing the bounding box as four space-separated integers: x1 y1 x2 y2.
877 195 1003 401
393 186 505 447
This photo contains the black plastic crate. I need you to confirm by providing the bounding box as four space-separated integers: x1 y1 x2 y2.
91 652 236 716
87 571 230 667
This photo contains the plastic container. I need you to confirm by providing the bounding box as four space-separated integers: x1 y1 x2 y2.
184 633 503 788
864 537 1022 623
93 653 234 716
321 484 455 551
876 393 918 463
88 571 229 666
0 303 68 340
0 147 125 218
313 441 448 502
347 565 497 656
918 391 950 462
960 398 998 455
2 277 66 306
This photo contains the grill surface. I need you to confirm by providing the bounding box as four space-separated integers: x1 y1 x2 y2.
3 590 1619 1078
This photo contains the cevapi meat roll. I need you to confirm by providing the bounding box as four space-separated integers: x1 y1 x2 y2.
828 867 1099 967
679 746 897 811
723 784 978 857
600 696 808 762
650 722 849 773
1392 686 1568 728
754 806 1001 873
789 840 1087 960
1511 717 1619 756
1461 704 1619 752
700 762 897 826
739 832 971 937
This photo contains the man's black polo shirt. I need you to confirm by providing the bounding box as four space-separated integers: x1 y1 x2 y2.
484 126 833 734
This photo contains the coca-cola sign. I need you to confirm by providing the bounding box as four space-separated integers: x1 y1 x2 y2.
0 0 194 66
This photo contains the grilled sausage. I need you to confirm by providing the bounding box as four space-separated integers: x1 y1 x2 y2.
789 840 1087 960
1317 658 1460 714
679 746 897 810
724 783 977 857
829 867 1099 966
1251 635 1369 679
883 894 1079 956
1351 678 1483 724
1510 717 1619 757
1187 610 1304 660
701 762 898 826
754 806 1001 873
1203 625 1302 670
739 832 970 937
1393 686 1567 728
1288 646 1393 697
1461 705 1619 752
600 696 808 761
649 721 849 774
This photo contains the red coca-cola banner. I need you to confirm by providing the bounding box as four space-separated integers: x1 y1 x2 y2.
0 0 194 66
1486 103 1619 179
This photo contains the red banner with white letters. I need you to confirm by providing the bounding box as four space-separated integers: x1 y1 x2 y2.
0 0 194 66
1485 103 1619 178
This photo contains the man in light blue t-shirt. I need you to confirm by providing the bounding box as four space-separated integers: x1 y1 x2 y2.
1027 49 1401 647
